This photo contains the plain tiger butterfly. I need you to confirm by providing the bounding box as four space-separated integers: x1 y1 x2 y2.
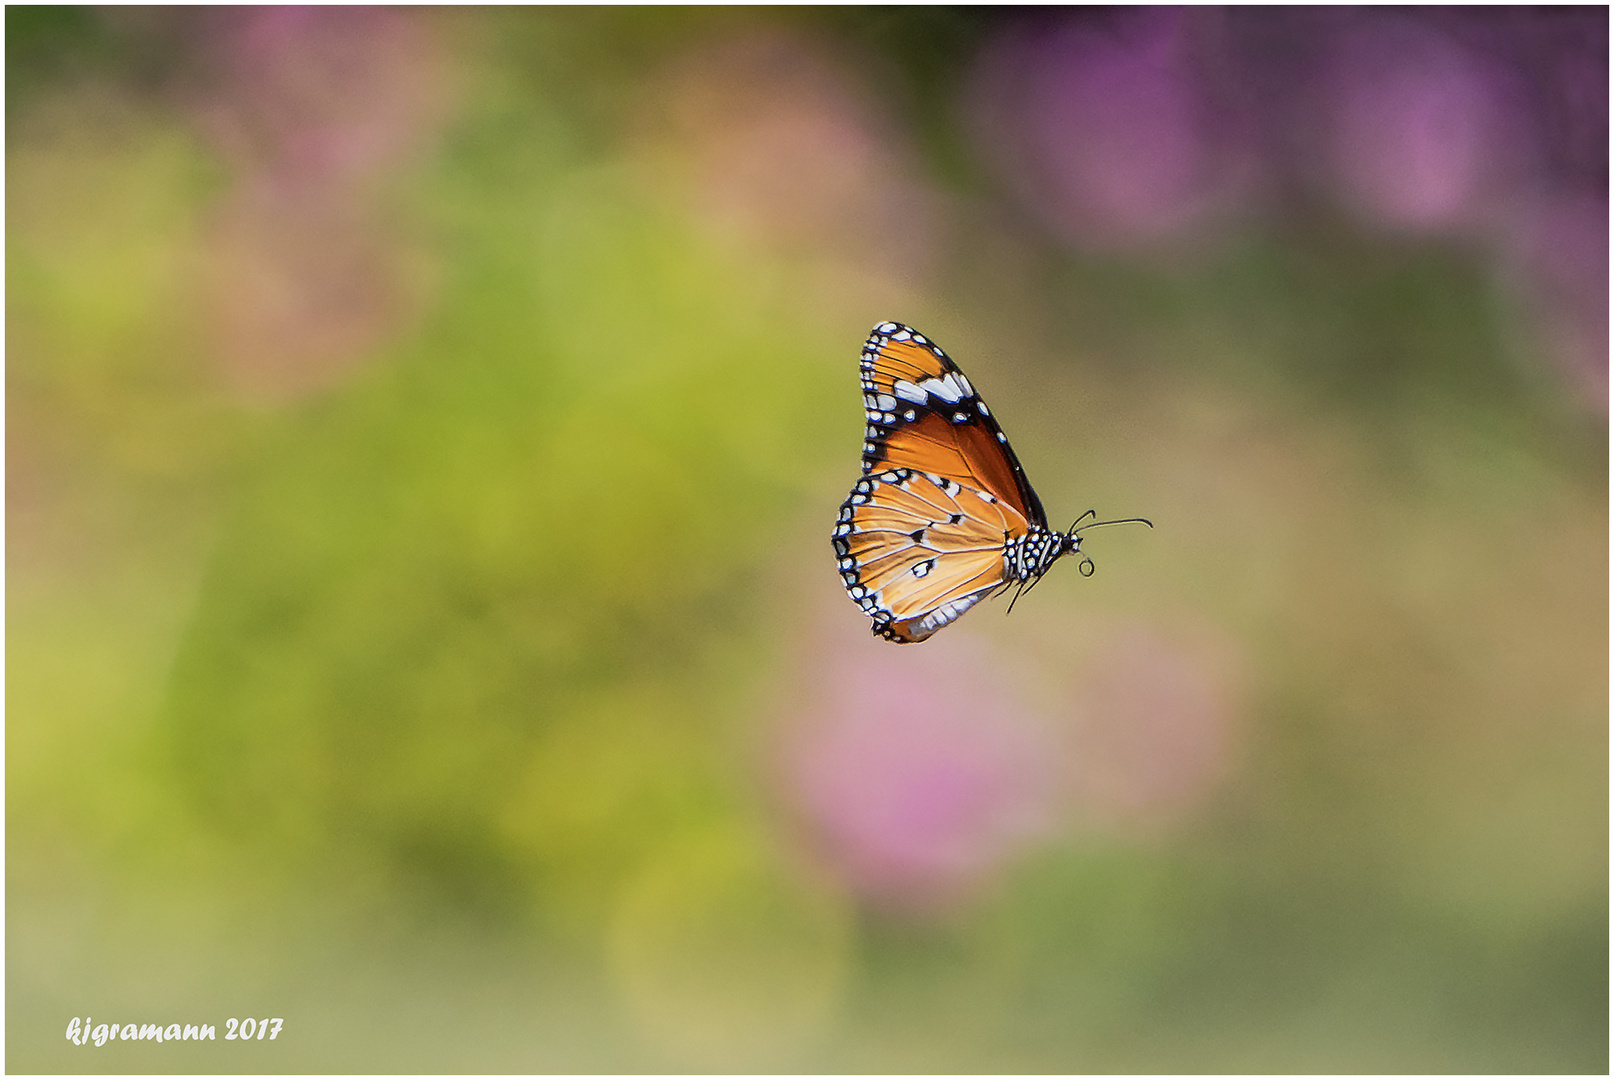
832 321 1151 643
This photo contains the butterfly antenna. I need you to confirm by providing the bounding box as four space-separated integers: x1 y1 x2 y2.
1066 513 1149 579
1072 515 1154 535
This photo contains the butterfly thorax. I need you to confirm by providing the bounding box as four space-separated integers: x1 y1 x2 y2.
1005 526 1074 584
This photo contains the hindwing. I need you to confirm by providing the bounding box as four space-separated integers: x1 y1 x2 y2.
833 468 1031 643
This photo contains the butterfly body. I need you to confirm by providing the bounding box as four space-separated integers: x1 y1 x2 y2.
834 321 1142 644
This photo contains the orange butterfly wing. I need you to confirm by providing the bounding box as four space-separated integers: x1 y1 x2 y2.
857 323 1048 528
835 322 1050 643
835 468 1031 642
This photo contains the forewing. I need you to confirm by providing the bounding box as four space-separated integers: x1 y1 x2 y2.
858 322 1048 528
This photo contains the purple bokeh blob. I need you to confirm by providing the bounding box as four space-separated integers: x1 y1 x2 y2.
776 629 1057 909
967 10 1253 250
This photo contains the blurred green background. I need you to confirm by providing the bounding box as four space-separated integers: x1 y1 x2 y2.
8 7 1606 1072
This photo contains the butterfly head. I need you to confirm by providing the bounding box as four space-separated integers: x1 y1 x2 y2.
1062 511 1155 577
1057 530 1093 576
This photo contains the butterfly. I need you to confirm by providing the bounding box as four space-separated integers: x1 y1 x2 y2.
833 321 1150 643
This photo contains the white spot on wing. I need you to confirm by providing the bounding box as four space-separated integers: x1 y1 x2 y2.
923 374 963 403
893 379 928 404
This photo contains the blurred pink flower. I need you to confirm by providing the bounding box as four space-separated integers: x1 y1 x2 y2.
1421 7 1606 191
776 626 1057 909
1317 17 1534 234
634 31 937 280
195 6 446 191
190 7 449 403
966 10 1252 250
1059 618 1247 829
